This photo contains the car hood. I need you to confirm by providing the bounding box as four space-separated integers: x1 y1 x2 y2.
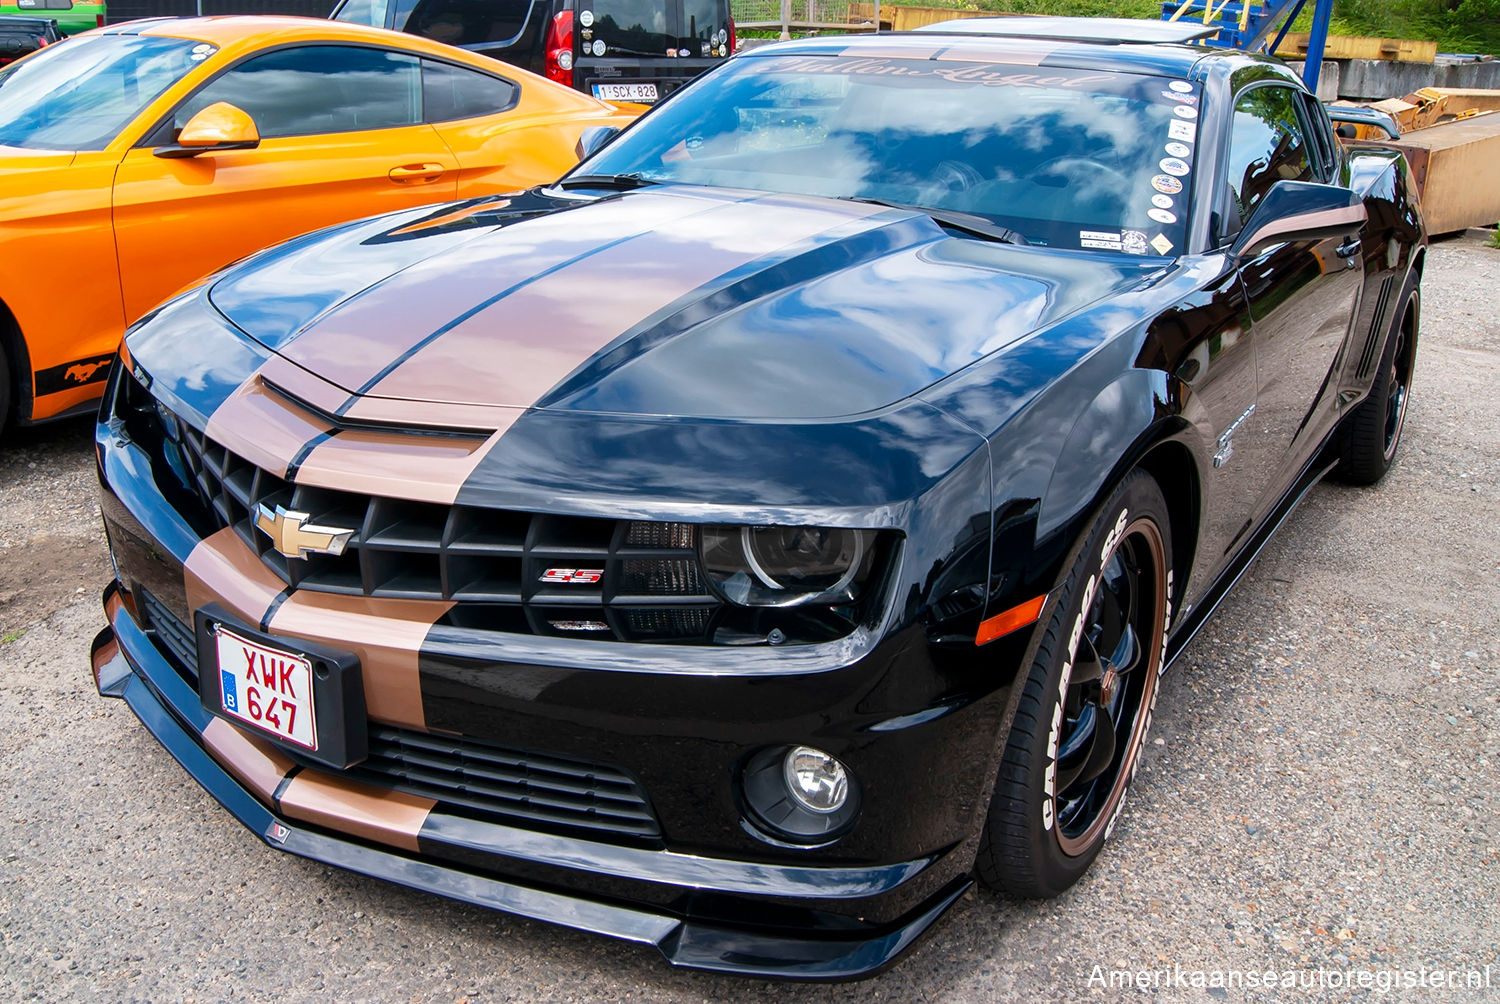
208 185 1164 422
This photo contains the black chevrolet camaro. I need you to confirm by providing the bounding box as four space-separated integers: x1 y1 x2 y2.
91 17 1425 979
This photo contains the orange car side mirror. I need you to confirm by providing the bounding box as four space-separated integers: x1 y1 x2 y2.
154 102 261 159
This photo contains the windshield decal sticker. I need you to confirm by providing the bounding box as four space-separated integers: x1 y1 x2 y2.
1165 141 1191 159
1148 208 1177 225
579 9 594 26
1080 230 1123 250
1151 175 1183 195
1169 80 1193 92
1122 230 1148 255
1159 157 1190 177
1161 90 1198 105
1152 193 1175 210
1168 119 1197 142
1173 105 1197 119
763 56 1117 90
1150 234 1175 255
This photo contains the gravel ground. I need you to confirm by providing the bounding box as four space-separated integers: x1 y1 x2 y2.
1 235 1496 1003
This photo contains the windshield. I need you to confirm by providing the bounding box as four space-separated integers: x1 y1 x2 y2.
0 35 210 151
578 53 1201 255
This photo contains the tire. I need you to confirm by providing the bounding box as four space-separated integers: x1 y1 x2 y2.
0 342 10 441
1335 286 1419 486
976 469 1173 898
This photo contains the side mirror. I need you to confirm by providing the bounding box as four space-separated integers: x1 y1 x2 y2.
154 102 261 159
1232 180 1366 262
575 125 621 162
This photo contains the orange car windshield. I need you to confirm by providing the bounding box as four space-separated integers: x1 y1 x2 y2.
0 35 212 152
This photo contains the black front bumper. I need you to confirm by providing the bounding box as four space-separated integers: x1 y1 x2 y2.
92 585 972 979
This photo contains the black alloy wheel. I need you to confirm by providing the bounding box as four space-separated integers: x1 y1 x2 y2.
976 470 1171 898
1336 286 1420 486
1051 515 1166 855
1382 319 1414 462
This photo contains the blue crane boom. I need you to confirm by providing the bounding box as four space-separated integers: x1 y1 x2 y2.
1160 0 1336 89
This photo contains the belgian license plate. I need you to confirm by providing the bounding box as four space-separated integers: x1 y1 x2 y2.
593 83 658 102
213 624 318 751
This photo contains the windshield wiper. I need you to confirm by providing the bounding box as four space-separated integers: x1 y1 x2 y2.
843 197 1027 245
557 172 660 191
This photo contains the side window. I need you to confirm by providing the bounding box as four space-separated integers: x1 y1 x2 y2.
1222 85 1313 238
422 60 520 122
174 46 422 140
332 0 390 28
1299 92 1337 181
401 0 532 46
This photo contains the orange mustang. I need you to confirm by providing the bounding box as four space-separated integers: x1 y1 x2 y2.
0 16 637 435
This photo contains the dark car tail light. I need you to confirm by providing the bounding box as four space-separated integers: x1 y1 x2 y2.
97 14 105 27
728 17 737 54
545 10 574 88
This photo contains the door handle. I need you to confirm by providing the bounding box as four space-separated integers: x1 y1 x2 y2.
1335 237 1362 260
388 163 446 183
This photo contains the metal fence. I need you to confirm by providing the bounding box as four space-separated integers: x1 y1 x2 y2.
732 0 864 29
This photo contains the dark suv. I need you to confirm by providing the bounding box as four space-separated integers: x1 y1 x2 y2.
331 0 735 102
0 14 59 66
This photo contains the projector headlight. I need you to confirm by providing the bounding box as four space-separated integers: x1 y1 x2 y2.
699 525 877 607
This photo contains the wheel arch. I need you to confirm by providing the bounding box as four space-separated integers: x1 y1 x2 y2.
1033 367 1206 616
0 294 32 425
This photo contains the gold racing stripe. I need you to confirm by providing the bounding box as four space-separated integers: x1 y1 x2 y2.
291 426 515 507
184 526 287 627
266 590 451 732
362 196 888 408
278 770 435 853
201 717 296 803
202 374 331 481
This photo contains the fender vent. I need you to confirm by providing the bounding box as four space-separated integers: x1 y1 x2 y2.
1355 276 1395 380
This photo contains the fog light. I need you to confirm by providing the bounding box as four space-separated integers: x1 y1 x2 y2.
783 746 848 813
740 745 859 844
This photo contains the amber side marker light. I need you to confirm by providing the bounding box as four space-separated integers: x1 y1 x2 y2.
975 593 1048 646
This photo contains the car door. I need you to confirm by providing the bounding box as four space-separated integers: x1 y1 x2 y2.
111 44 460 324
1222 82 1363 516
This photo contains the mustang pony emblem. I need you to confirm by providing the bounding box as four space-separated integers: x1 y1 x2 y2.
64 360 108 385
254 504 354 560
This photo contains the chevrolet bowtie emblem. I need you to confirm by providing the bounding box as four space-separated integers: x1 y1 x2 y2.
254 504 354 560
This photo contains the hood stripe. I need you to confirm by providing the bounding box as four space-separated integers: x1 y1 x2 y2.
356 197 894 410
279 193 724 394
343 229 645 405
534 209 926 410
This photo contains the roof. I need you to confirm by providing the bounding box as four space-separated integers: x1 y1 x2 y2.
912 16 1219 45
746 31 1214 78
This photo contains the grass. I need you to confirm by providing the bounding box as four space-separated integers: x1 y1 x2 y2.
1 629 24 645
1487 227 1500 249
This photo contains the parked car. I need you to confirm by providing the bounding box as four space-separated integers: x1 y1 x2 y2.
0 0 103 37
92 17 1424 979
331 0 735 102
0 15 636 436
0 13 59 65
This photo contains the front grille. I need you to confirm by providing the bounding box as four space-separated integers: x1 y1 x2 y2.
177 426 720 643
348 728 661 840
137 595 662 842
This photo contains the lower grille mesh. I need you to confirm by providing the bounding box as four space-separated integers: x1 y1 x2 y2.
137 594 660 842
349 728 661 840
